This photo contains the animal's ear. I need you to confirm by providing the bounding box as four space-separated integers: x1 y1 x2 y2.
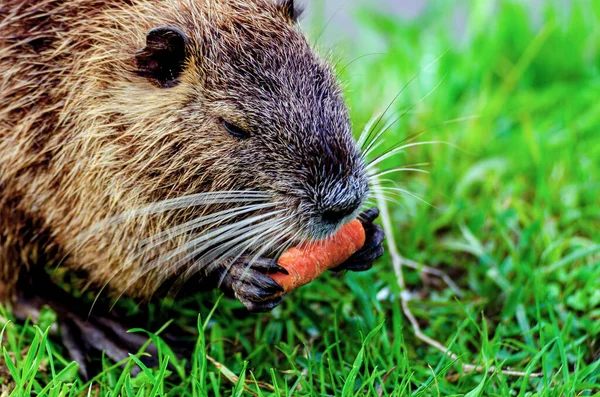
135 27 189 88
276 0 303 22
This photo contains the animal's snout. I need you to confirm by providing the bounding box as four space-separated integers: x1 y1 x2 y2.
320 199 362 225
315 174 368 228
300 141 370 238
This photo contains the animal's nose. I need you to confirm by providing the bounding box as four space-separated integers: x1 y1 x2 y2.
321 199 361 224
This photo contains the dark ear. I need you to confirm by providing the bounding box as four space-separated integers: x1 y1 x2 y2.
135 27 189 88
277 0 303 22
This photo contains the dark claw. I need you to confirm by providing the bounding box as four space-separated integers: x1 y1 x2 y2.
260 274 286 294
341 239 385 272
270 263 289 275
249 258 289 275
69 315 131 374
239 296 284 313
234 265 285 296
332 207 385 272
60 318 89 380
13 279 158 381
209 255 287 312
233 273 284 302
358 207 380 223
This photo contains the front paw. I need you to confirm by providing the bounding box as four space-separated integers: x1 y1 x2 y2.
331 207 385 272
211 256 287 312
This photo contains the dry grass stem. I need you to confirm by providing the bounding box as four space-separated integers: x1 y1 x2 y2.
373 178 542 379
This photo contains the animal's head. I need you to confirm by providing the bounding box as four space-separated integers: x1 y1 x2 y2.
116 0 367 238
71 0 369 284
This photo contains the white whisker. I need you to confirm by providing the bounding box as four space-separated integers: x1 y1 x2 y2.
100 190 273 227
370 186 434 208
273 224 302 259
363 140 384 160
222 223 294 285
367 141 449 170
363 76 446 159
163 219 289 301
368 167 430 179
192 217 295 289
131 191 272 215
367 193 403 206
245 222 296 266
357 112 384 149
359 51 448 153
129 220 282 306
138 202 277 253
362 114 406 158
192 216 291 274
154 210 286 271
108 209 286 306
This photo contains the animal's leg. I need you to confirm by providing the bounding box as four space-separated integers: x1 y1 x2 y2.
0 282 8 303
207 208 384 312
206 256 287 313
12 276 158 380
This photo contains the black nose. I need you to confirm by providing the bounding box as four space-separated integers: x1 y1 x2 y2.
321 200 361 224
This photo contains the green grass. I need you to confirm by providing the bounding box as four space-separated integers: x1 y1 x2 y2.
2 0 600 395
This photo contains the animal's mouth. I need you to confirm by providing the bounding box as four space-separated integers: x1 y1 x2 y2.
276 176 370 244
272 192 366 246
128 188 365 271
293 212 356 243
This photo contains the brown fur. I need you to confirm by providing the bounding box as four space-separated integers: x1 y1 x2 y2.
0 0 367 302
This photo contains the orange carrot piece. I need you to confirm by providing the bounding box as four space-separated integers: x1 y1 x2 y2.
270 219 366 293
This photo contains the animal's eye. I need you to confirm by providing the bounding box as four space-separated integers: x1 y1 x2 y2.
222 120 250 139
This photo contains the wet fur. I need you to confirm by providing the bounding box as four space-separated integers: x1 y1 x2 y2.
0 0 367 301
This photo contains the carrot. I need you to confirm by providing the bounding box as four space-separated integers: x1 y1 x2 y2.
270 219 366 293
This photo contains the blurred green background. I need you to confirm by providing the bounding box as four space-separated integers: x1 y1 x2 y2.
2 0 600 395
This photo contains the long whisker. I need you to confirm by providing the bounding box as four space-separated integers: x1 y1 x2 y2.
362 76 447 159
370 186 435 208
103 208 284 311
337 52 384 77
174 218 292 298
273 224 303 260
367 182 411 207
138 202 277 254
161 217 287 303
364 114 479 164
364 126 433 165
107 191 273 223
362 108 414 158
368 166 430 179
219 222 295 287
360 113 400 157
185 216 295 296
367 141 451 170
357 112 384 149
113 215 287 310
243 221 296 268
133 191 272 214
360 50 448 151
193 216 291 276
152 209 286 273
81 191 275 251
365 194 403 207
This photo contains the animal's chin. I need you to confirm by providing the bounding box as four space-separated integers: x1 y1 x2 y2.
303 225 340 242
292 215 357 244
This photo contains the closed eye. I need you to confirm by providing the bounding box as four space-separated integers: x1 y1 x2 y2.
221 119 250 139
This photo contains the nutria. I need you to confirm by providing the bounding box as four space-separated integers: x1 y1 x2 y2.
0 0 384 375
